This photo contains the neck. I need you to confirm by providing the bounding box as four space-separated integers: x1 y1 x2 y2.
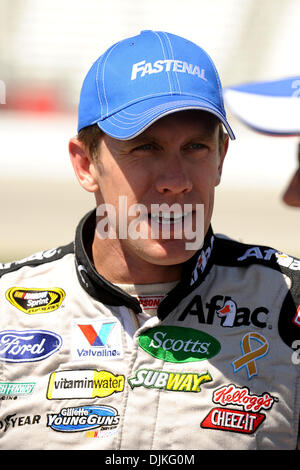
91 235 184 284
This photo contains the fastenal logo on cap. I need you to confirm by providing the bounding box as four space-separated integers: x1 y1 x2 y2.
77 30 235 140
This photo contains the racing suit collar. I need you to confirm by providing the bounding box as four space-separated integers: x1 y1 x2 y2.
74 209 216 318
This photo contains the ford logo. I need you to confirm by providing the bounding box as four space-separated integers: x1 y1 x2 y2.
0 329 62 362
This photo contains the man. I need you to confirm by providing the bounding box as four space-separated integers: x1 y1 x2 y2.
282 143 300 207
0 31 299 450
223 77 300 208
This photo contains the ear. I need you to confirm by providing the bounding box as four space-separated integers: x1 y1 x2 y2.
282 170 300 207
69 137 99 193
215 134 229 187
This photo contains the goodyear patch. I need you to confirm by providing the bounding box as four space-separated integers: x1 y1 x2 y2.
6 287 65 314
47 369 125 400
128 368 212 392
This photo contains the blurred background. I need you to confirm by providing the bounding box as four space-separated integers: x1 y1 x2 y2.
1 0 300 262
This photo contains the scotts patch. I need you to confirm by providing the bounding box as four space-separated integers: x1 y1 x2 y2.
138 326 220 363
6 287 65 314
0 330 62 362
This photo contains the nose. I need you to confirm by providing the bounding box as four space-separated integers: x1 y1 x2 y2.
155 154 193 195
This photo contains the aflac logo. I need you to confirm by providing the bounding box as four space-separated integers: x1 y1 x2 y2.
0 330 62 362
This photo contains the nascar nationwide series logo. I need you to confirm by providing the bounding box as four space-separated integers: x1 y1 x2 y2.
6 287 65 314
138 326 220 363
47 369 125 400
47 405 120 436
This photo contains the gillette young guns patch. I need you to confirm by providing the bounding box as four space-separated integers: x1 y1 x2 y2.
47 405 120 434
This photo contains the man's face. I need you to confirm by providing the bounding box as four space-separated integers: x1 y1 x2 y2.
90 110 228 280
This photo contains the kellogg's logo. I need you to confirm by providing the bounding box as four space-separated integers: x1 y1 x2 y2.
0 330 62 362
201 384 277 435
212 384 277 412
6 287 65 314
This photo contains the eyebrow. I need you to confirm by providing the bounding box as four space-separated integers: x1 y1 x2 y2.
124 130 216 147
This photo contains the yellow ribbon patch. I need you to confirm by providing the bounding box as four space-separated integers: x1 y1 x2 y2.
232 332 269 379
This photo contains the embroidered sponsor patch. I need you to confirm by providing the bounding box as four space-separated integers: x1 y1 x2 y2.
47 405 120 436
72 320 123 361
200 384 277 435
0 329 62 363
212 384 277 412
138 326 220 363
179 294 269 328
201 407 265 434
232 332 269 379
47 369 125 399
293 305 300 327
0 414 41 432
0 382 36 397
128 368 212 392
6 287 65 314
137 295 163 311
237 246 300 270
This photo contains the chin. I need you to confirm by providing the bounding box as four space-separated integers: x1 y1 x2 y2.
139 238 197 266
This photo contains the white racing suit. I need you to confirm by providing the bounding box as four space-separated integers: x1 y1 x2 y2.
0 209 299 450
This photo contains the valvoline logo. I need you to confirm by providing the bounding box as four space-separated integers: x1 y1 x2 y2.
72 320 123 361
0 329 62 362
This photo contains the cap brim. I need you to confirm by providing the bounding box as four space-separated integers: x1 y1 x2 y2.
223 79 300 136
97 95 235 140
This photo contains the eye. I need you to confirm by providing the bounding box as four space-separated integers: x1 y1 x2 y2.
136 143 153 151
186 143 208 152
132 142 157 153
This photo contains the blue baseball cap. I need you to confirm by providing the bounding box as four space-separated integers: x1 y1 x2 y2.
78 30 235 140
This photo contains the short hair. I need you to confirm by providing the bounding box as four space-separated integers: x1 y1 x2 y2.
77 124 103 161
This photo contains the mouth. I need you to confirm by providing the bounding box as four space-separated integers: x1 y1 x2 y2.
149 211 193 225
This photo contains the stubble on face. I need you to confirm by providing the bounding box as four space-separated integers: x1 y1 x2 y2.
89 111 228 283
